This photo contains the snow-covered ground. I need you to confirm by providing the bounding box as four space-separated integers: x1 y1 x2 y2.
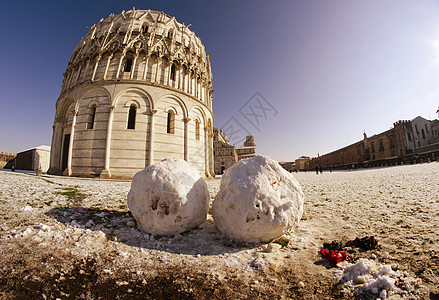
0 162 438 299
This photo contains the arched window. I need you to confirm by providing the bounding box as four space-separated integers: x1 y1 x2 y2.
87 105 96 129
142 24 148 33
127 105 136 129
195 119 200 140
124 56 133 72
170 63 176 81
167 30 173 39
167 110 175 134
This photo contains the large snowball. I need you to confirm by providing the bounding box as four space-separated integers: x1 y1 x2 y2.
127 158 209 235
212 155 304 243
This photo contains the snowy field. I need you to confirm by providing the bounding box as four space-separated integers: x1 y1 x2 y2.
0 162 438 299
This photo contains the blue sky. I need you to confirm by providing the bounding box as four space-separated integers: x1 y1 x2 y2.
1 0 439 161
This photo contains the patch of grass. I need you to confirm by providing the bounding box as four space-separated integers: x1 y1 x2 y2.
11 278 28 292
54 187 86 201
273 237 290 247
39 178 60 185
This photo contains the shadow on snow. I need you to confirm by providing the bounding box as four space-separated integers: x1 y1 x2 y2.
45 207 255 256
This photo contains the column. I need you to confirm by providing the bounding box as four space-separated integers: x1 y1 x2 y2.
100 105 115 179
48 119 63 175
116 54 125 79
103 54 113 80
183 117 191 161
166 61 172 86
74 65 82 85
204 85 208 104
204 126 208 176
190 74 194 95
91 55 101 81
130 53 139 79
177 66 181 89
209 128 215 176
64 109 78 176
200 84 204 102
148 109 157 165
187 71 191 94
195 75 199 98
199 81 203 101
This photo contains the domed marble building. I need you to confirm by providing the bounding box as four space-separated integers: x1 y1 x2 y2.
48 8 214 179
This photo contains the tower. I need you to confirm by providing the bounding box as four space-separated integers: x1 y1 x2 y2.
48 9 214 178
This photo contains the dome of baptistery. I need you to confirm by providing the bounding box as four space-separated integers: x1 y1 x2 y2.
48 8 214 179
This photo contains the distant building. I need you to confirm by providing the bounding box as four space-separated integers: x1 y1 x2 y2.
295 156 310 171
309 116 439 170
236 136 257 160
213 128 257 174
432 120 439 142
279 161 295 172
15 145 51 172
213 128 238 175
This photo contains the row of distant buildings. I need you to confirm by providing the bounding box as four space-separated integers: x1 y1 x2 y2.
282 116 439 171
9 115 437 175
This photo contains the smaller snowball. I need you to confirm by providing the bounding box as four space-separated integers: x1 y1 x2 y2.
127 158 209 235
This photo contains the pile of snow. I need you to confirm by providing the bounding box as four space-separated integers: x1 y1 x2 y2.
212 155 304 243
127 158 209 235
336 258 422 298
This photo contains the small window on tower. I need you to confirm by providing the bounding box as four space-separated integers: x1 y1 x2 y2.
170 64 176 81
124 57 133 72
167 110 175 134
127 105 136 129
142 24 148 33
167 30 173 39
195 119 200 140
87 105 96 129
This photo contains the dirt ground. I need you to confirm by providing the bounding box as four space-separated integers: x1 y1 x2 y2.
0 162 438 299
